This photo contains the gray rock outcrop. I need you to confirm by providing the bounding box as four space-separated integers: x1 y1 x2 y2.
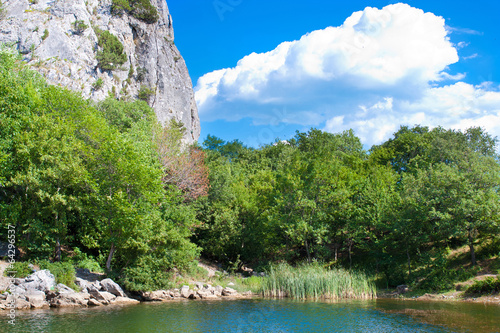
100 278 126 297
0 0 200 144
22 270 56 292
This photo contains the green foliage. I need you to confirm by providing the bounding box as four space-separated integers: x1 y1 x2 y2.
92 77 103 90
37 260 78 290
465 276 500 295
138 85 154 102
111 0 159 24
3 262 33 278
71 248 103 273
0 49 202 292
95 29 127 70
73 20 88 35
136 67 147 82
262 262 376 299
42 29 49 40
97 97 154 132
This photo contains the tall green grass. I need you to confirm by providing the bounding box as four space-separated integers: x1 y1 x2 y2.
262 263 376 299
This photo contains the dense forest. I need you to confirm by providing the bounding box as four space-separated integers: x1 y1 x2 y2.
1 49 499 292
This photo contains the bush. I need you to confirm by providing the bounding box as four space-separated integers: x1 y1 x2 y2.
42 29 49 41
138 85 154 102
92 77 103 90
73 20 88 35
111 0 158 24
71 248 104 273
37 260 78 291
95 30 127 70
465 276 500 295
3 262 33 278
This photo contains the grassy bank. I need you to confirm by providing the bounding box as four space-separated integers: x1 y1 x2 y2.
261 263 376 299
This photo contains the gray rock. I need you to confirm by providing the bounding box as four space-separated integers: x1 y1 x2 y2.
397 285 409 294
23 270 56 292
89 290 116 304
112 296 140 305
50 292 90 308
75 277 88 290
214 285 224 297
141 290 171 301
0 0 200 144
222 287 238 296
56 283 75 294
88 298 103 307
100 278 125 297
26 293 48 308
180 285 192 299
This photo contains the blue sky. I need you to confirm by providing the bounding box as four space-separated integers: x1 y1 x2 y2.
168 1 500 148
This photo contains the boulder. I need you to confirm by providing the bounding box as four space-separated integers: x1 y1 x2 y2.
90 291 116 304
214 285 224 297
23 270 56 292
55 283 75 294
87 281 101 293
100 278 126 297
397 285 409 294
50 292 90 308
75 277 89 291
180 285 193 299
87 298 103 307
26 293 48 308
169 289 181 298
112 297 140 305
141 290 172 301
222 287 238 297
9 285 27 296
15 298 32 310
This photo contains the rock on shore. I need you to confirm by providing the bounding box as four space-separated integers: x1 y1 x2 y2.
0 269 253 310
0 270 138 310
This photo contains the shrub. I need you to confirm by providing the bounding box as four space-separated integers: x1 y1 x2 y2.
95 30 127 70
465 277 500 295
111 0 158 24
37 260 78 291
73 20 88 35
138 85 154 102
71 248 104 273
136 67 147 82
42 29 49 41
92 77 103 90
3 262 33 278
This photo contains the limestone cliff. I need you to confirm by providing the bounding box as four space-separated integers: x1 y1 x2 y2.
0 0 200 143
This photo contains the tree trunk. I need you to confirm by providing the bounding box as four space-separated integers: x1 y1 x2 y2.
305 239 311 263
406 247 411 278
468 232 476 266
106 243 116 271
348 238 353 270
55 238 61 262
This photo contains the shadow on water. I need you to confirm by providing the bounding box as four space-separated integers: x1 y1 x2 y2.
1 298 499 332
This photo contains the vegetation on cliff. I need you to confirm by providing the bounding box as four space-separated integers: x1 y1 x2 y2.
111 0 159 24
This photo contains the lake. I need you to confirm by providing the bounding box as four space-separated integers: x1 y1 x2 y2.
2 299 499 332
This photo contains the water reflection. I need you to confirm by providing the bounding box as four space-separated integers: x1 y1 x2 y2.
2 299 499 333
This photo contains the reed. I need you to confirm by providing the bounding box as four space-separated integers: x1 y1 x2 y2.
261 262 376 299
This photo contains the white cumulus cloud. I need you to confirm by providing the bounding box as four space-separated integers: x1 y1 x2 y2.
195 3 500 146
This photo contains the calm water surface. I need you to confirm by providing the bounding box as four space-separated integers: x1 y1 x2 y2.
2 299 499 333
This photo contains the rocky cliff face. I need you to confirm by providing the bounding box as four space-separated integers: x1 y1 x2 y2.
0 0 200 143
